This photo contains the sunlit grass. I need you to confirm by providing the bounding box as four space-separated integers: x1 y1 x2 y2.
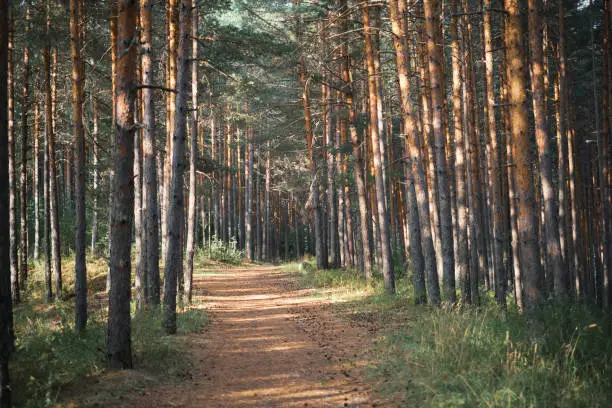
286 262 612 407
11 253 208 407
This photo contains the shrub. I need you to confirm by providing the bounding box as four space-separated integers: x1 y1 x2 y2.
195 236 245 265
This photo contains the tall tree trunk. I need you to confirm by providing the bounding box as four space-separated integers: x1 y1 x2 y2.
162 1 179 262
338 0 371 277
163 0 191 334
264 140 271 260
19 7 30 291
34 87 41 260
528 0 568 299
0 0 13 403
462 7 483 304
556 0 572 296
505 0 543 310
107 0 118 292
140 0 160 306
483 0 506 307
50 48 62 300
603 0 612 308
70 0 87 329
388 0 429 303
43 12 53 302
134 108 144 309
450 0 469 303
423 0 455 300
256 164 262 260
185 8 198 304
298 55 326 269
320 21 339 268
246 127 254 260
91 96 99 256
8 16 17 304
363 2 394 293
107 0 138 370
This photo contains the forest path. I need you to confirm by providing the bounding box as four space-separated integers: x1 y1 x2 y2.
130 264 378 407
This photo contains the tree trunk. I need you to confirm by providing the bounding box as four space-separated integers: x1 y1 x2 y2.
505 0 543 311
134 107 144 309
70 0 87 330
528 0 568 299
603 0 612 308
338 0 371 277
450 0 469 303
0 0 13 403
256 164 262 260
185 8 198 304
163 0 191 334
298 55 326 269
91 96 99 256
19 7 30 291
363 2 394 293
264 140 271 260
107 0 117 292
8 17 17 304
556 0 573 296
320 21 339 269
140 0 160 306
461 6 484 304
43 14 53 302
423 0 454 301
34 86 41 261
107 0 138 370
483 0 506 307
422 0 454 302
50 48 62 300
245 127 254 260
388 0 428 303
162 1 179 262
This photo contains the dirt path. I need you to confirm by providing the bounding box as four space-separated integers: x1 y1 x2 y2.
130 265 378 407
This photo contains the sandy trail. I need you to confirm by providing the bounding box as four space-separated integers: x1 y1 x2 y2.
130 265 378 407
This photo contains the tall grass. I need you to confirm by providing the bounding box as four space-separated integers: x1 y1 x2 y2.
11 255 208 407
289 265 612 407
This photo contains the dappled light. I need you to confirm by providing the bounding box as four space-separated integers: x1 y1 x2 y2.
124 265 376 407
0 0 610 405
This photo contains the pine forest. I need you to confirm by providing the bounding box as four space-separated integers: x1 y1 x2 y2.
0 0 611 406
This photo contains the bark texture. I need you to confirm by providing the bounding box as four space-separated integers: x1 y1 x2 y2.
163 0 191 334
70 0 88 331
107 0 138 370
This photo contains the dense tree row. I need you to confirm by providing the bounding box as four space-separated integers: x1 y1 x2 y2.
0 0 610 405
287 0 610 313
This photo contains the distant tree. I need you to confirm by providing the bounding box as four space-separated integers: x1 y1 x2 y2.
0 0 13 405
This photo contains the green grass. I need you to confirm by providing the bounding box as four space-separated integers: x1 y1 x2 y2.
288 265 612 407
11 254 208 407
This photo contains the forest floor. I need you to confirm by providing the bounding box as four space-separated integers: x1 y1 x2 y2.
121 264 382 407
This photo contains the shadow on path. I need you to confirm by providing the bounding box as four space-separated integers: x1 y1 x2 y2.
128 265 378 407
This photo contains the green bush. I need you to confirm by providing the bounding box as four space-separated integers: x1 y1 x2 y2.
195 236 245 265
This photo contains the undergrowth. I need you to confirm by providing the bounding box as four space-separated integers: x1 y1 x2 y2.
195 236 245 265
11 254 208 407
289 265 612 407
